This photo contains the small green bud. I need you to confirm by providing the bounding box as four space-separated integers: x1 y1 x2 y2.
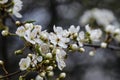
73 33 78 38
40 71 46 77
16 21 21 26
100 42 107 48
79 48 85 53
45 53 52 59
0 60 4 65
44 60 50 64
59 72 66 79
89 51 95 56
47 71 54 77
1 30 9 36
71 44 78 50
46 66 53 71
15 50 23 55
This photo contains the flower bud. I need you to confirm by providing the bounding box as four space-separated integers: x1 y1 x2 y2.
45 53 52 59
49 45 54 49
0 60 4 65
40 71 46 77
40 33 48 41
47 71 54 77
44 60 50 64
114 29 120 34
15 50 23 55
56 78 60 80
79 48 85 53
1 30 9 36
71 44 78 50
46 66 53 71
73 33 78 38
59 72 66 79
16 21 21 26
89 51 95 56
100 42 107 48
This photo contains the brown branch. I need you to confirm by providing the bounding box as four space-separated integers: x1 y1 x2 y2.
0 70 22 79
84 43 120 51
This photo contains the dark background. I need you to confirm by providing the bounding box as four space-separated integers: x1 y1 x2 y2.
0 0 120 80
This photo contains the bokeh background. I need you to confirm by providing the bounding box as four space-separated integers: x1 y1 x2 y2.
1 0 120 80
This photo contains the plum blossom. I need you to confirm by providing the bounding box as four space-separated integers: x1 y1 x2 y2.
24 24 42 44
29 54 43 67
19 57 31 71
105 25 116 33
53 26 69 37
55 48 66 70
13 0 23 18
85 25 102 42
77 31 85 47
0 0 8 4
68 25 80 39
80 8 117 27
24 29 37 44
49 33 70 48
16 26 25 37
113 28 120 42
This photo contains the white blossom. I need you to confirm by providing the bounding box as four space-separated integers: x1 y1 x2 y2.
16 26 25 37
80 8 117 27
0 0 8 4
114 29 120 42
35 75 43 80
24 30 37 44
55 48 66 70
29 54 43 67
85 25 102 42
23 24 42 44
13 0 23 18
68 25 80 39
24 23 34 30
49 33 69 48
19 57 31 71
105 25 115 33
53 26 69 37
77 31 85 47
115 34 120 42
101 42 107 48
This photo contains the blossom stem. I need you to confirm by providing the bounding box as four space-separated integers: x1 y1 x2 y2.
0 70 22 79
84 43 120 51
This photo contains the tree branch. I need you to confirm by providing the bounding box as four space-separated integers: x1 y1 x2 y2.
0 70 22 79
84 43 120 51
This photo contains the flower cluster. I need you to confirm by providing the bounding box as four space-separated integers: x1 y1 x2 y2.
0 0 23 18
105 25 120 42
15 22 106 79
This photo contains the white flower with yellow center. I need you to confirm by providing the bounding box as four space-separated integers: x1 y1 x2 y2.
0 0 8 4
19 57 31 71
13 0 23 18
24 23 34 30
24 29 37 44
29 54 43 67
68 25 80 39
85 25 102 42
24 24 42 44
55 48 66 70
53 26 69 37
49 33 70 48
16 26 25 37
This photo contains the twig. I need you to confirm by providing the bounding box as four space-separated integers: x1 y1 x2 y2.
84 43 120 51
0 70 22 79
